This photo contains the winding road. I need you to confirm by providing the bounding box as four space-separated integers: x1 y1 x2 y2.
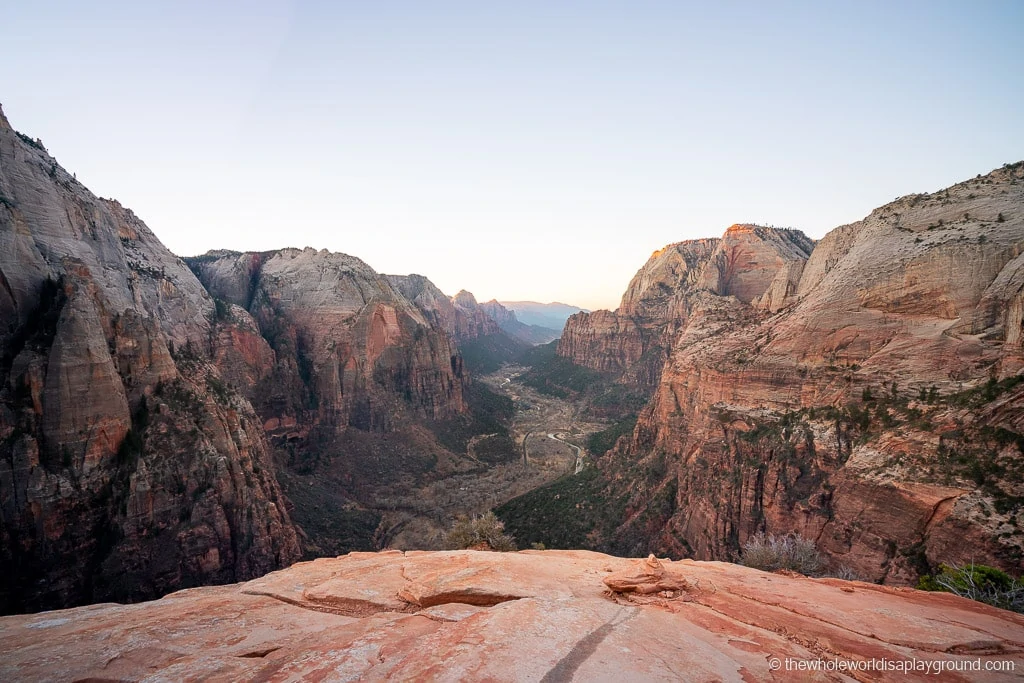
548 432 585 474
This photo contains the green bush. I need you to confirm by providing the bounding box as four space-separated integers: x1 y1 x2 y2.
917 563 1023 613
444 512 517 551
741 533 823 575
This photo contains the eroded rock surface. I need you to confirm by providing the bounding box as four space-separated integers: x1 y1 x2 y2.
1 549 1022 682
0 105 300 613
559 226 814 389
386 276 501 343
545 165 1024 583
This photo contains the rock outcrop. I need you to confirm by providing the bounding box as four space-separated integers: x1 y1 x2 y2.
559 226 814 389
0 105 300 614
188 250 467 438
553 165 1024 583
385 276 501 343
185 251 504 560
386 280 528 374
1 549 1021 682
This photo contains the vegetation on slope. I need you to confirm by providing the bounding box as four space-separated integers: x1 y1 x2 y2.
428 381 515 456
494 467 626 551
444 512 516 551
586 415 638 457
458 333 527 375
918 563 1024 613
517 342 650 418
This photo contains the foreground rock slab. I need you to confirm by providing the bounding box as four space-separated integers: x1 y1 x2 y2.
1 550 1023 682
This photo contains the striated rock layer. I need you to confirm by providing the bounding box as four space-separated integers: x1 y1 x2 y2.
385 276 501 343
559 226 815 389
558 165 1024 583
0 105 300 613
186 252 502 556
1 549 1021 682
187 249 467 441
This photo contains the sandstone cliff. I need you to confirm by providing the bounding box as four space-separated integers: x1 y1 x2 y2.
188 250 467 439
0 106 300 614
558 226 815 390
1 549 1021 681
185 251 495 559
385 276 501 342
547 165 1024 584
386 279 528 374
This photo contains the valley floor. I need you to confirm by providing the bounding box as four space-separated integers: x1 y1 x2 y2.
277 366 607 554
374 367 605 549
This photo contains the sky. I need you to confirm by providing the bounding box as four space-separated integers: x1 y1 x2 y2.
2 2 1022 310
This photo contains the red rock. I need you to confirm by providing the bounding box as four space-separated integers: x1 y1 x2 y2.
1 550 1022 682
554 165 1024 582
0 105 300 613
603 554 691 594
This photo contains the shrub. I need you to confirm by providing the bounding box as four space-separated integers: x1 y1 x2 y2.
917 563 1023 613
444 512 517 551
824 565 865 581
212 297 234 322
741 532 823 575
15 131 46 152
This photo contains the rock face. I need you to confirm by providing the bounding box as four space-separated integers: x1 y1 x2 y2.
0 106 300 614
186 252 495 561
562 166 1024 583
189 250 467 440
386 276 501 342
559 226 814 389
1 549 1021 682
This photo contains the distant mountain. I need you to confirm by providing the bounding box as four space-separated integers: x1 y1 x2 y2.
498 301 588 331
481 300 561 345
385 282 528 373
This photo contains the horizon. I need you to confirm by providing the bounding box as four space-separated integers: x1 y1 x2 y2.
2 1 1022 310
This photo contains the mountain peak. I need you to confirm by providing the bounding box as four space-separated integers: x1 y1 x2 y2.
724 222 762 234
453 289 479 307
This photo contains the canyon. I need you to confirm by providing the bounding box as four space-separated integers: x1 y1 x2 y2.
1 96 1023 633
0 105 552 614
537 164 1024 583
0 106 301 614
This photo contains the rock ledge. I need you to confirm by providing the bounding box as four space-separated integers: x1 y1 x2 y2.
2 549 1022 681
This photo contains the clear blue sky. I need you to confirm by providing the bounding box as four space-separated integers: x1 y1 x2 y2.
3 1 1022 310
